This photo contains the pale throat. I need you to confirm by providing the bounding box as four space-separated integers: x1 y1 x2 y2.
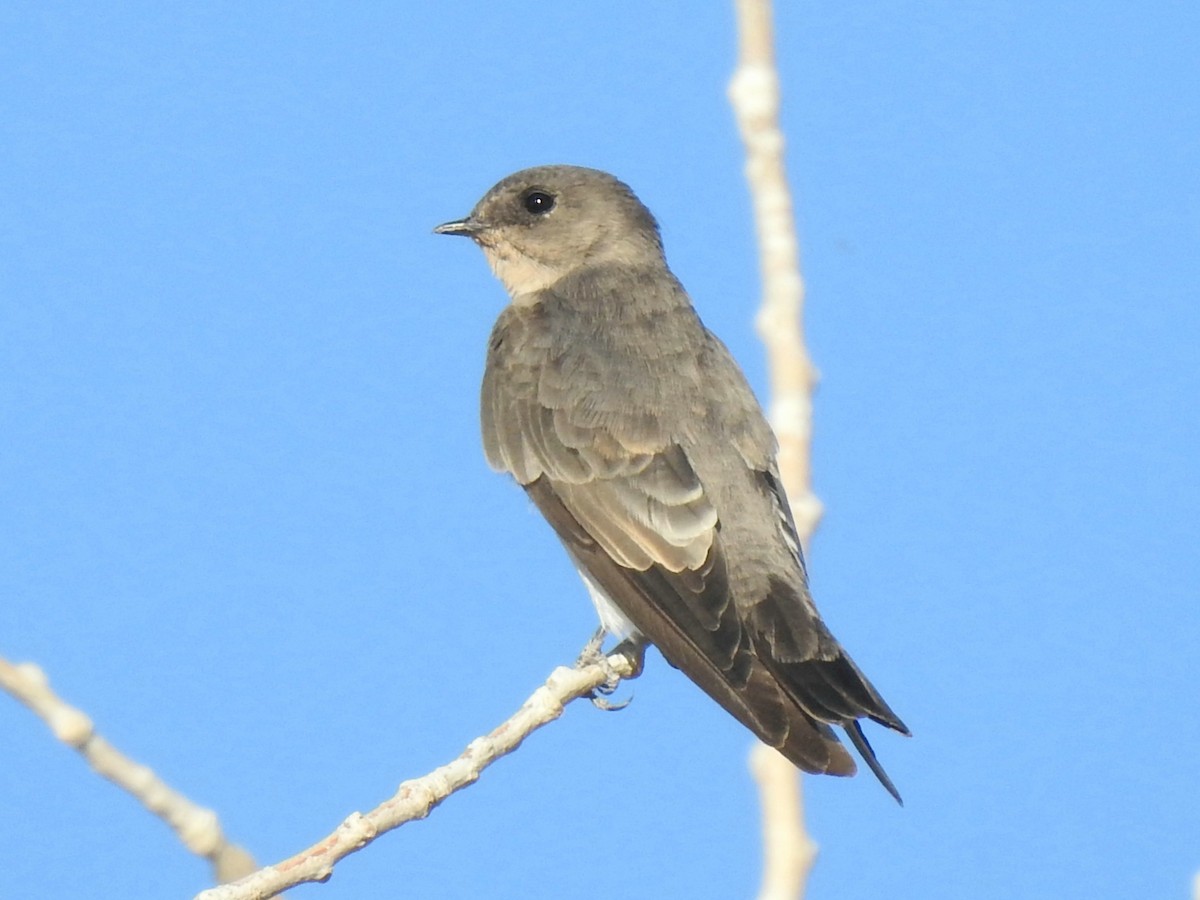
481 242 562 306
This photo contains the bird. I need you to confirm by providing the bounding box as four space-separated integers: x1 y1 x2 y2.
435 165 908 802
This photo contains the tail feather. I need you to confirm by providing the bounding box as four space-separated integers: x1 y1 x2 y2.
845 720 903 805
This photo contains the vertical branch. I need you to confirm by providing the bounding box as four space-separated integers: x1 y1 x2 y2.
728 0 822 539
728 1 820 898
748 742 818 900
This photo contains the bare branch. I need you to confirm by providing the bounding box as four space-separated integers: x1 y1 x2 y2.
729 1 821 898
750 743 818 900
729 0 821 533
0 656 258 885
194 650 638 900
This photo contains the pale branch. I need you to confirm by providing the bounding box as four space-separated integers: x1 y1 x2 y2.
0 655 258 886
751 743 818 900
194 650 638 900
729 1 822 899
729 0 822 538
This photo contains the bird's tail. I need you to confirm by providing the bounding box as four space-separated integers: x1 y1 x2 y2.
845 719 903 805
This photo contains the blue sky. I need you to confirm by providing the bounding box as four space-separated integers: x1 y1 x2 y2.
2 3 1198 898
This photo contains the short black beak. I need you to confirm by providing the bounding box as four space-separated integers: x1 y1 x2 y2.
433 217 484 237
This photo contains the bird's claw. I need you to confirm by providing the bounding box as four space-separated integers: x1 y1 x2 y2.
590 691 633 712
577 635 646 711
587 654 632 711
574 626 608 669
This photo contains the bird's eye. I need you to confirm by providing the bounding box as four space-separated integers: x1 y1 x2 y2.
522 190 556 215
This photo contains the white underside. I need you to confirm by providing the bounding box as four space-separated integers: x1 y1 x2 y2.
572 558 642 642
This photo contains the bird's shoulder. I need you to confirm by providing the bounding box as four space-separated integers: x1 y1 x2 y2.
485 264 777 468
489 263 697 352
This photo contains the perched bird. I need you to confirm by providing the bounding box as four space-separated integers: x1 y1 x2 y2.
435 165 908 802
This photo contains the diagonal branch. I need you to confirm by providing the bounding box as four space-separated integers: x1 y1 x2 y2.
193 650 638 900
0 656 259 885
729 1 821 898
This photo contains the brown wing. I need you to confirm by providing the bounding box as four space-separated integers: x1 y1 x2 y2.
482 361 859 777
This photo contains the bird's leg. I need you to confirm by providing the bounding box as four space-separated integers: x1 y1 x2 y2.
611 637 646 679
585 636 647 712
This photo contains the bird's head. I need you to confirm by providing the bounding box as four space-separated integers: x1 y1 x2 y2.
435 165 664 302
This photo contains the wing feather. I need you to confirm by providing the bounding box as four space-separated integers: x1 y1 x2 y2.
482 309 903 793
526 478 854 776
484 363 857 774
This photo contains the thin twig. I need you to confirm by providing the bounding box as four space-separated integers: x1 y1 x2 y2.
0 656 258 885
194 651 638 900
729 0 821 897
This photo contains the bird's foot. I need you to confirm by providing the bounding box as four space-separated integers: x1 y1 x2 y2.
574 626 609 669
582 636 646 712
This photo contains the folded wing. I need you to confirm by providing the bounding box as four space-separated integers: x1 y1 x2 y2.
483 361 881 779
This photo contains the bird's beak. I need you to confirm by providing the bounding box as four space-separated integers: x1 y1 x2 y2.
433 216 485 237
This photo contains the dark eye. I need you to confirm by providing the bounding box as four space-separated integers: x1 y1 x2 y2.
522 190 556 215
